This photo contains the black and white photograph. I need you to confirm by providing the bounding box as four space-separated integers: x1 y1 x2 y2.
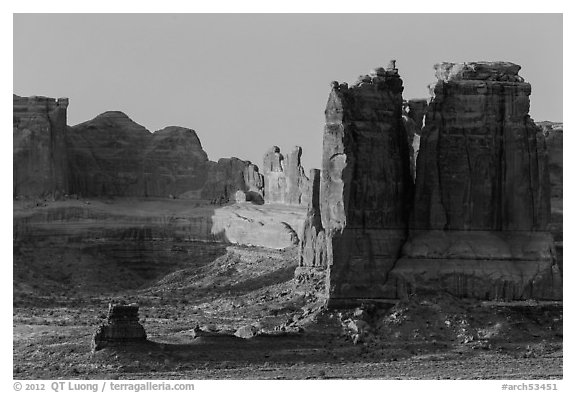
7 3 569 390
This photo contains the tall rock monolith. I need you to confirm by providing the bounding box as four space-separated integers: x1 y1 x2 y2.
392 62 561 300
302 62 413 306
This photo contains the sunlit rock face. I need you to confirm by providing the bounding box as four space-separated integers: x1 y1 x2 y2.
262 146 310 205
393 62 561 301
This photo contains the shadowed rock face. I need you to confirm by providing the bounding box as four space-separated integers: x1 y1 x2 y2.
413 62 550 231
539 122 562 201
393 62 561 301
13 95 69 198
301 63 414 304
262 146 310 205
14 99 264 201
67 112 155 197
67 112 218 198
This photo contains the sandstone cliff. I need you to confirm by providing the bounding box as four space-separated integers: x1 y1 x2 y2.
14 98 264 202
412 62 550 231
394 62 561 301
13 95 69 198
67 111 153 197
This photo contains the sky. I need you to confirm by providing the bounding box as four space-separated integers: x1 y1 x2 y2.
13 13 563 170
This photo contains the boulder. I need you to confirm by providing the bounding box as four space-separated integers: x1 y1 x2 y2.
234 325 259 339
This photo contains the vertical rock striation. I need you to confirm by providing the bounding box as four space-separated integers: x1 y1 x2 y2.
13 95 69 198
300 62 413 305
393 62 561 300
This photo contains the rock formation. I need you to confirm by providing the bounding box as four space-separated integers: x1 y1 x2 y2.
297 169 326 268
393 62 561 300
262 146 310 205
92 303 147 351
405 99 428 130
13 95 69 198
539 122 562 202
402 99 427 180
539 121 563 246
67 111 154 197
14 99 264 202
202 158 264 204
299 62 414 305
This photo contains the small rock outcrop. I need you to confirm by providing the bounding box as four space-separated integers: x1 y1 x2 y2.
13 95 69 198
393 62 561 300
262 146 310 205
300 62 414 305
92 303 147 351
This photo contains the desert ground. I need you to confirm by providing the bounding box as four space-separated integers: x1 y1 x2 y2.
13 197 562 380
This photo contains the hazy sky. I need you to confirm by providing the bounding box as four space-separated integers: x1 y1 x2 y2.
13 13 563 170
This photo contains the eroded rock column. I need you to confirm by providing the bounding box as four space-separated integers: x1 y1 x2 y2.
301 62 413 305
